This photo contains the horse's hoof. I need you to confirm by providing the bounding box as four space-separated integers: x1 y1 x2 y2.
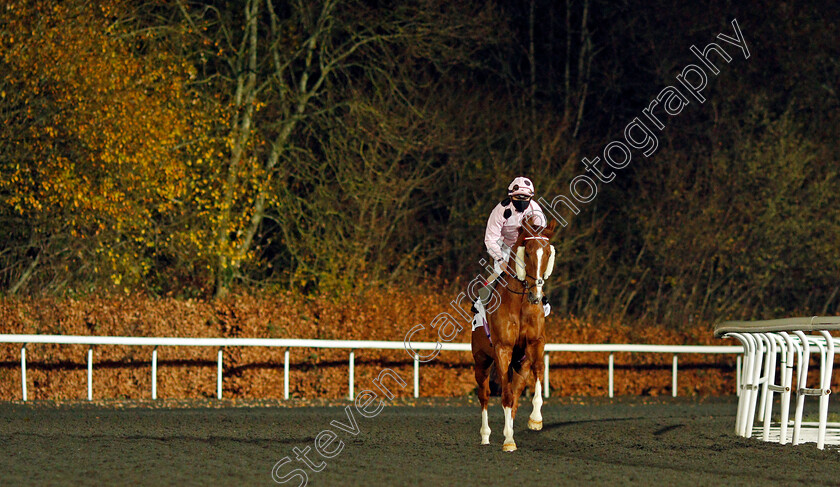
528 419 543 431
481 437 490 445
502 442 517 452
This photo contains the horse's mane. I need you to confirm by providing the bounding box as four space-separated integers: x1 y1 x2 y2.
514 215 556 248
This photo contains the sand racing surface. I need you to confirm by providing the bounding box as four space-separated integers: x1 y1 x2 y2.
0 396 837 486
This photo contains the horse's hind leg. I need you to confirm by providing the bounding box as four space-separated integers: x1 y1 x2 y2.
472 330 494 445
509 356 532 421
494 344 517 452
474 354 493 445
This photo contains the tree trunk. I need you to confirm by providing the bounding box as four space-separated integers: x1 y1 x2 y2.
214 0 261 299
9 249 40 295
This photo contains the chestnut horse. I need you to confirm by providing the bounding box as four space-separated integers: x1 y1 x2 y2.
471 217 557 451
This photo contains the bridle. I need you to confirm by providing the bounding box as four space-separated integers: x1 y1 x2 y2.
503 235 551 295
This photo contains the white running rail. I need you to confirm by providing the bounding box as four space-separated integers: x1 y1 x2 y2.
715 316 840 450
0 334 741 402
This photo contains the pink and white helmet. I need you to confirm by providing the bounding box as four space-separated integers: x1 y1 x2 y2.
507 177 535 197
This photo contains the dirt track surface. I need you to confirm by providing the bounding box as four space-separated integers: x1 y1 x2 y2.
0 396 837 486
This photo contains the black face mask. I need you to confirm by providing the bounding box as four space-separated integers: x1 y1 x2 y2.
512 199 530 212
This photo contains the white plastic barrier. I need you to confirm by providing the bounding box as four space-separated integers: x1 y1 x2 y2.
716 317 840 450
0 334 740 401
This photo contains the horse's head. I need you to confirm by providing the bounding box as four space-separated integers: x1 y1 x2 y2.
513 216 558 305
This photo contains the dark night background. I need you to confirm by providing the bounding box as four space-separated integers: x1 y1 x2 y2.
1 0 838 327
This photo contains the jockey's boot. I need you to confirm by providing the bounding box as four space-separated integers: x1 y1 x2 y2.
478 280 497 308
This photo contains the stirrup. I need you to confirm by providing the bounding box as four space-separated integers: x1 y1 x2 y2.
478 283 494 307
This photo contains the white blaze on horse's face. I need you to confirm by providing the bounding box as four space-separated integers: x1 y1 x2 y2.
520 235 553 304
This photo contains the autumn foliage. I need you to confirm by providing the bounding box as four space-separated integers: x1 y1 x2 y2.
0 286 736 401
2 0 839 324
0 0 225 293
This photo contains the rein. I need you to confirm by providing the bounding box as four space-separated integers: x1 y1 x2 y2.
503 272 529 295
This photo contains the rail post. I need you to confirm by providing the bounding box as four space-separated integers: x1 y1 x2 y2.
608 353 614 398
349 350 355 400
217 348 223 400
414 355 419 398
672 354 678 397
21 345 27 402
87 346 93 401
151 347 158 400
544 353 549 398
284 349 290 400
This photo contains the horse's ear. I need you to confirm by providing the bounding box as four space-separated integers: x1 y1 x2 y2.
543 219 558 239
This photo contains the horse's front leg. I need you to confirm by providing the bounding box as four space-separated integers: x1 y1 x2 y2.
528 340 546 431
494 344 516 452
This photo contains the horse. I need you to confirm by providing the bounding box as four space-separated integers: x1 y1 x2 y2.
471 217 557 452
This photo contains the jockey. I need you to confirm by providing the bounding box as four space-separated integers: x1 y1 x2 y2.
472 177 551 332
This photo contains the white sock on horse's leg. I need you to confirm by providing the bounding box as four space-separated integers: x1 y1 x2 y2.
502 406 516 452
480 407 491 445
528 379 544 431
